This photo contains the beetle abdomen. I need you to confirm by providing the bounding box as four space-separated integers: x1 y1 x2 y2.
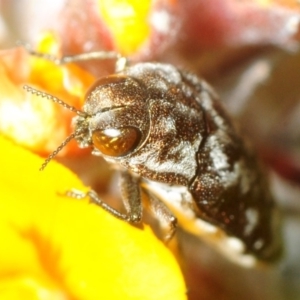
181 71 282 261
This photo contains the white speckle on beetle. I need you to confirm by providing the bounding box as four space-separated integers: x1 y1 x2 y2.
244 208 259 236
226 237 245 253
253 239 264 250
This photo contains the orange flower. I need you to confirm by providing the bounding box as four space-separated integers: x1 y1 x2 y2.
0 32 95 156
0 135 187 299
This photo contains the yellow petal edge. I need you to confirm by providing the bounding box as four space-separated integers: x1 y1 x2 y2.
0 135 187 300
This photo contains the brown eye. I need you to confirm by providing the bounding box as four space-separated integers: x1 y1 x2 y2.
92 127 141 157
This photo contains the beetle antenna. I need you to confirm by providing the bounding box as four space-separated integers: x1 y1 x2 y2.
39 132 77 171
22 85 87 170
23 85 86 116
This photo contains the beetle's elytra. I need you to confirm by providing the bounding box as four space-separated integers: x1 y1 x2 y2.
24 50 282 266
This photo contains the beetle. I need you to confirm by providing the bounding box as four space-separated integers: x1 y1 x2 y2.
23 47 282 266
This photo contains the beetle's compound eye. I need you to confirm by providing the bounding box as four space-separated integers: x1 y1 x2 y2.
92 127 141 157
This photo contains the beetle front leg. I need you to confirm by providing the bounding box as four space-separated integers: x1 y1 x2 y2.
119 171 143 223
59 172 143 223
66 189 132 222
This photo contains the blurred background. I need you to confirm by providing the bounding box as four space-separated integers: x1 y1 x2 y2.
1 0 300 299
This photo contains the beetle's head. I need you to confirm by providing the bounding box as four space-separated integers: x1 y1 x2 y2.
24 73 151 170
74 74 150 158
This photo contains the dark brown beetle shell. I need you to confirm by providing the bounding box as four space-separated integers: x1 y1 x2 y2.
74 63 281 262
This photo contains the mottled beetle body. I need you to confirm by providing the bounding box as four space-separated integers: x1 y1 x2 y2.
24 52 281 266
73 63 281 264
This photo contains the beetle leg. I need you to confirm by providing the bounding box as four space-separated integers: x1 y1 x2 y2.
142 189 178 241
19 42 128 71
65 189 132 221
119 171 143 223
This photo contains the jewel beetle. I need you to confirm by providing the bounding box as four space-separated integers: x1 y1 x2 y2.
24 48 282 266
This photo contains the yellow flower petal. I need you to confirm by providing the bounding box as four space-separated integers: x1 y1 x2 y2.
0 135 187 300
98 0 152 54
